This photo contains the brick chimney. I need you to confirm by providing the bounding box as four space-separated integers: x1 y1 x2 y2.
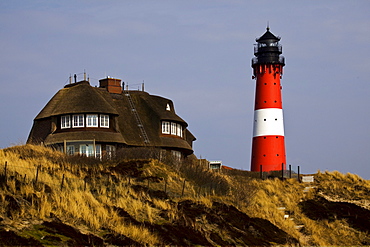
99 77 122 94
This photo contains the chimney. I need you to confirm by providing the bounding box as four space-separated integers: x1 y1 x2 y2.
99 77 122 94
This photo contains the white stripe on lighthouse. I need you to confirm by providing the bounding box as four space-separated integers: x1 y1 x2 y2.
253 108 285 137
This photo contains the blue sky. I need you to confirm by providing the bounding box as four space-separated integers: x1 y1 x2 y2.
1 1 370 179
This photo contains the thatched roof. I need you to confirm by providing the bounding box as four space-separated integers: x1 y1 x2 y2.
35 81 118 120
44 131 126 145
28 80 196 155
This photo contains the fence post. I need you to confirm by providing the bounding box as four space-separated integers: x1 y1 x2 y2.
164 179 167 193
298 166 301 182
260 165 263 179
181 179 186 197
60 174 65 190
35 165 40 184
4 161 7 183
289 164 292 178
281 163 284 180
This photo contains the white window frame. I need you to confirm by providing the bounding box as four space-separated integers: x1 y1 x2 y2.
171 122 177 135
86 114 98 127
72 114 84 128
100 114 109 128
95 144 101 159
80 145 87 156
177 123 183 137
79 144 101 158
162 121 170 134
61 115 71 129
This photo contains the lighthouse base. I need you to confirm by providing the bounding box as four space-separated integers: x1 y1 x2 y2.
251 135 286 172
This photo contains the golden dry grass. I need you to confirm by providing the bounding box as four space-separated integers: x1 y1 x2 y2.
0 145 161 245
1 144 370 246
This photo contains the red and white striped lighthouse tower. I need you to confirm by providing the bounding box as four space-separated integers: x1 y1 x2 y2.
250 27 286 172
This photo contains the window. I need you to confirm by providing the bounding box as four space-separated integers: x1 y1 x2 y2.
66 145 75 155
162 121 184 137
73 115 84 128
86 114 98 127
166 103 171 111
95 145 101 159
106 145 116 158
171 150 182 161
100 115 109 128
177 124 183 137
79 144 101 158
61 115 71 129
171 122 177 135
162 121 170 134
80 145 87 156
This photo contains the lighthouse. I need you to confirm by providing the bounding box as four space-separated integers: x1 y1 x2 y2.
250 27 286 172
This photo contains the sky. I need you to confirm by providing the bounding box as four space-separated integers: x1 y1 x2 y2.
1 1 370 179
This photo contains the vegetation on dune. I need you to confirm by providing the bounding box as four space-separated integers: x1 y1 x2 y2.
0 144 370 246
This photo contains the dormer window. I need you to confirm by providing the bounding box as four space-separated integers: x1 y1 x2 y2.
171 122 177 135
162 121 183 137
60 114 109 129
177 123 183 137
86 114 98 127
73 114 84 128
166 104 171 111
162 121 170 134
61 115 71 129
100 114 109 128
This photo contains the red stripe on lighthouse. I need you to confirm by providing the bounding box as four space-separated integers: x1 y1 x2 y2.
254 64 283 110
251 136 286 172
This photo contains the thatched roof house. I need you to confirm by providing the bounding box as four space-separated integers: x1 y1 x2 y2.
27 77 196 160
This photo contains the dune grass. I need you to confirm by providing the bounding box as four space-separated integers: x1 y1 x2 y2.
1 144 370 246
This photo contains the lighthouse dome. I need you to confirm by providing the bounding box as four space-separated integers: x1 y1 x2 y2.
256 27 280 43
